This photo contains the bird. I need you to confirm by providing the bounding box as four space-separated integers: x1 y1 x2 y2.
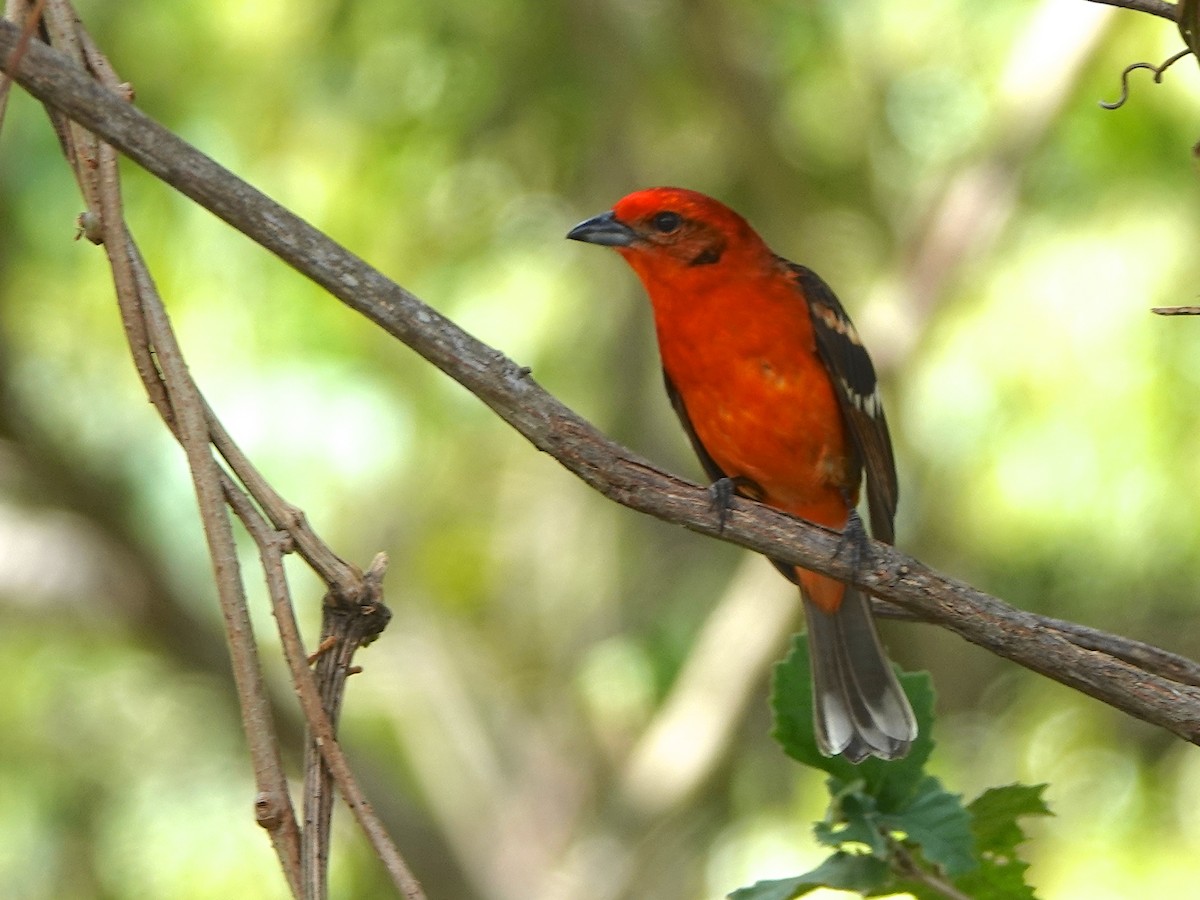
567 187 916 762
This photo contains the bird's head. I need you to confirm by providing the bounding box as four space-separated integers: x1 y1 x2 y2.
566 187 772 285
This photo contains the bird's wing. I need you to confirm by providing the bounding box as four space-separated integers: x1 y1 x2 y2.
786 262 898 544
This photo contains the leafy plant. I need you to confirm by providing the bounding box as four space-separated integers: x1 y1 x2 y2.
730 636 1050 899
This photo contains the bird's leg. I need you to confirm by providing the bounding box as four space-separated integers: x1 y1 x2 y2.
707 475 763 533
832 491 870 582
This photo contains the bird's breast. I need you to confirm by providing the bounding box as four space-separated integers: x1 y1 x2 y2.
652 282 858 525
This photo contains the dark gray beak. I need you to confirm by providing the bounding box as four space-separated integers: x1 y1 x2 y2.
566 210 638 247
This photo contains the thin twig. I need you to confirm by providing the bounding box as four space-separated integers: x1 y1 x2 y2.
1099 48 1194 109
54 21 304 891
136 268 306 892
302 558 394 899
891 842 973 900
117 238 307 897
21 12 407 892
19 9 326 895
200 395 363 592
111 226 385 894
4 19 1199 746
83 38 300 859
237 494 423 899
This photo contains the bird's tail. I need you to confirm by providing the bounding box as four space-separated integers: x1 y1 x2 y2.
803 587 916 763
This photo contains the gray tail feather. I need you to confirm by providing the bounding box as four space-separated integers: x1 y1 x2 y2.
803 588 916 763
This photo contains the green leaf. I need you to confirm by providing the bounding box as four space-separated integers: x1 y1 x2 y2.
814 782 888 857
769 633 825 769
727 852 890 900
771 632 937 810
883 776 975 876
968 783 1052 855
950 854 1040 900
944 783 1052 899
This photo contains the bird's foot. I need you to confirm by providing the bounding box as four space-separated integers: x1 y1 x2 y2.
707 475 763 533
832 506 869 578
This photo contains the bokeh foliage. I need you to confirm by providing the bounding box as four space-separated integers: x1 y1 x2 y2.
2 1 1200 897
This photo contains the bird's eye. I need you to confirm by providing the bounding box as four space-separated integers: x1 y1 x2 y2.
651 211 682 233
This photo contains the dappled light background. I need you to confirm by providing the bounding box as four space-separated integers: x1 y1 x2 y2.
3 0 1200 897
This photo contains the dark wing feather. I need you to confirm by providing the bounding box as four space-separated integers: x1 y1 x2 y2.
785 262 898 544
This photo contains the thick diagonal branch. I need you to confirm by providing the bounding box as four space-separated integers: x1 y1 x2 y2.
3 20 1199 747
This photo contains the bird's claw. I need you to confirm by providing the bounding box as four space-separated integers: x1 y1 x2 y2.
708 477 738 533
832 506 869 578
708 475 764 533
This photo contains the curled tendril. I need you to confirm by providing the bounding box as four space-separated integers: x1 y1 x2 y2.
1100 48 1195 110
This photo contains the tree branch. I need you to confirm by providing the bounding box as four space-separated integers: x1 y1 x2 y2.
2 8 426 898
1083 0 1179 22
29 3 307 888
874 600 1200 688
3 16 1200 752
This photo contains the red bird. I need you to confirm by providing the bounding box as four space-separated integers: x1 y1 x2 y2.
568 187 916 762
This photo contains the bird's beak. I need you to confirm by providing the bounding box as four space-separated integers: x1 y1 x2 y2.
566 210 638 247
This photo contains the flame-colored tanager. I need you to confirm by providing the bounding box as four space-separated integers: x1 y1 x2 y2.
568 187 916 762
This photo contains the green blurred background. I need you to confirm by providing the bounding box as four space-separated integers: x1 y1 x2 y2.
2 0 1200 897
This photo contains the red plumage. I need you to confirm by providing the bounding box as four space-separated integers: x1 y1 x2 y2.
569 187 916 762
